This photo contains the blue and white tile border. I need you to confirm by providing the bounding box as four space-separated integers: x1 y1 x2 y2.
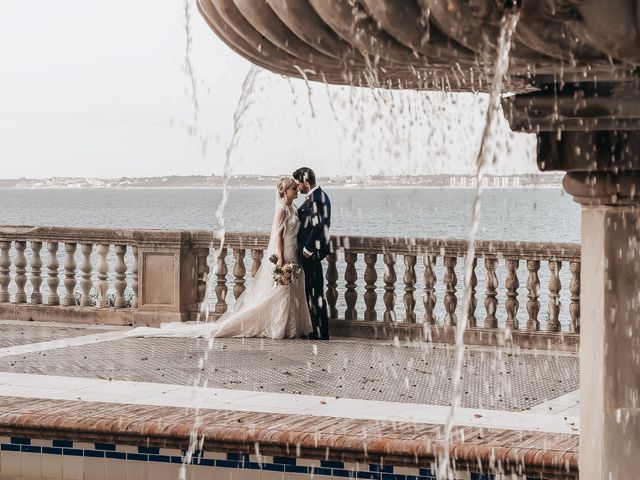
0 435 552 480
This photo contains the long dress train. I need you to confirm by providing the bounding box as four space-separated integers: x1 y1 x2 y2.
126 204 312 339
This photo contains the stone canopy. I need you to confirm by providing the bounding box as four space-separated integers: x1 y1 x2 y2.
198 0 640 91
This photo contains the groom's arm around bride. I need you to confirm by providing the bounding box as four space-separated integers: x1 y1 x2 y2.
293 167 332 340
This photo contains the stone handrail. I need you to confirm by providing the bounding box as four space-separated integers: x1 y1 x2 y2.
0 226 580 349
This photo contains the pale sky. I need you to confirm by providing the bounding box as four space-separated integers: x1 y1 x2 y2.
0 0 538 179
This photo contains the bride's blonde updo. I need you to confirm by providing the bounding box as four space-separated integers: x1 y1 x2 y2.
277 177 296 198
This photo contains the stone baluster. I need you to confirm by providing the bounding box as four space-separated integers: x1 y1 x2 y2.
363 253 377 321
0 241 11 302
195 248 209 305
79 244 93 307
14 241 27 304
63 243 77 306
47 242 60 306
569 261 580 333
423 254 437 325
232 249 246 300
505 259 520 330
214 248 228 317
383 253 397 322
467 257 478 327
131 245 138 308
443 256 458 326
250 249 263 278
403 255 417 323
484 257 498 328
325 252 339 320
114 245 127 308
526 260 541 331
30 241 43 305
547 260 562 332
96 244 110 308
344 252 358 320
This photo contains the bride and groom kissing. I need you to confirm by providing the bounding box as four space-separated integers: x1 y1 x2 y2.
129 167 331 341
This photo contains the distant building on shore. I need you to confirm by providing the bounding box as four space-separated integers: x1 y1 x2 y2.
449 175 524 188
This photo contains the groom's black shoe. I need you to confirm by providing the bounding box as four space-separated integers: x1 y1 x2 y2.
308 332 320 340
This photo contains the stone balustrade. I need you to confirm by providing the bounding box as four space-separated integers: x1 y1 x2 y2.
0 226 580 350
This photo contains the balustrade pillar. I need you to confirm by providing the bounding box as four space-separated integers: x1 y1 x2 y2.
114 245 127 308
325 252 338 320
250 249 263 278
30 241 43 305
403 255 417 323
344 252 358 320
423 254 437 325
47 242 60 306
0 241 10 303
96 244 110 308
505 259 519 330
363 253 377 321
232 249 246 300
14 241 27 304
383 253 396 322
79 244 93 307
195 248 210 305
484 257 498 328
63 243 77 306
569 261 580 333
526 259 541 331
214 248 228 317
131 245 138 308
548 260 562 332
466 257 478 327
443 256 457 326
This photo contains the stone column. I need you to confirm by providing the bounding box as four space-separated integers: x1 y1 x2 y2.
546 137 640 478
506 82 640 479
578 203 640 479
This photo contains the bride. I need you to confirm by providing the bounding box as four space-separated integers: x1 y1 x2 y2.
127 177 312 339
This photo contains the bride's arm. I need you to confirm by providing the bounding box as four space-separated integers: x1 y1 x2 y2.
275 208 285 267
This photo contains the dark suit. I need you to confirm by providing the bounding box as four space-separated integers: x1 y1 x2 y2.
297 187 332 339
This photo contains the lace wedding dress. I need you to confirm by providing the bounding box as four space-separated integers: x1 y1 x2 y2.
126 202 312 339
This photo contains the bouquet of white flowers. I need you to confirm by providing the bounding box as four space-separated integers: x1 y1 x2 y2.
268 254 302 286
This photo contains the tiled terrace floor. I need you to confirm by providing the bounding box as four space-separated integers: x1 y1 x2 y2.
0 327 578 412
0 322 113 348
0 320 580 476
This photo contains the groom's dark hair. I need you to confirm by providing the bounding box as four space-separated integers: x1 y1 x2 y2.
292 167 316 185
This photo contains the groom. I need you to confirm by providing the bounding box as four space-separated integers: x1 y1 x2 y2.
293 167 332 340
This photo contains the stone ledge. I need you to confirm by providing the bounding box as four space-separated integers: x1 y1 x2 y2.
330 320 580 352
0 396 578 477
0 304 133 326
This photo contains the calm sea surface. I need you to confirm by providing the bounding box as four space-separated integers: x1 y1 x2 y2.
0 187 581 328
1 187 580 243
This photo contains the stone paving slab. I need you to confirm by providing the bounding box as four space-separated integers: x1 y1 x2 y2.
0 322 114 348
0 333 579 412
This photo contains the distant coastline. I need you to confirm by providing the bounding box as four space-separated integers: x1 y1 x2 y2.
0 174 564 190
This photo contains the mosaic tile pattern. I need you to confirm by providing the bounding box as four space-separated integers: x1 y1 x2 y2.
0 336 578 411
0 436 560 480
0 323 112 348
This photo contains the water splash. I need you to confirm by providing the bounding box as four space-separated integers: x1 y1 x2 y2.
437 11 520 480
182 0 199 133
293 65 317 118
179 64 260 480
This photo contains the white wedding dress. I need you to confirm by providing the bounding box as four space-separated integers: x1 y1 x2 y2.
126 201 312 339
